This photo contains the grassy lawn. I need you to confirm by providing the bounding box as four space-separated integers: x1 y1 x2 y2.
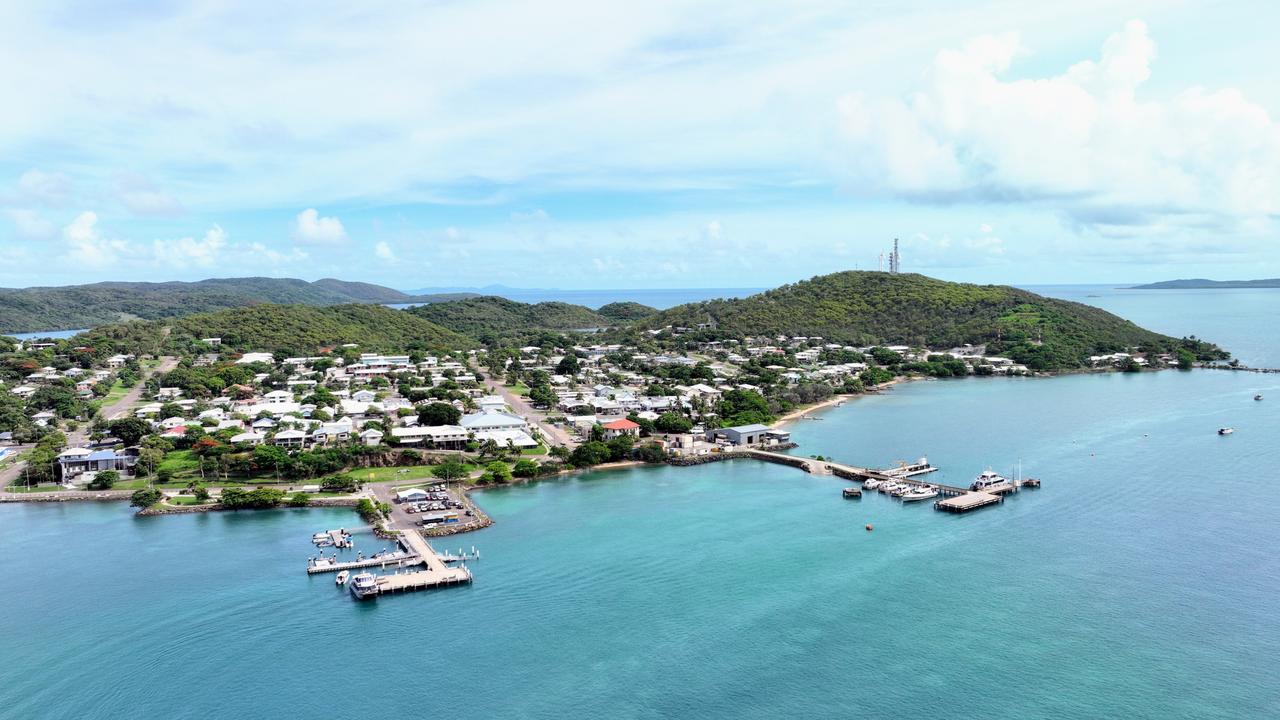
102 380 132 404
157 450 199 475
521 443 548 455
166 495 213 506
507 382 530 397
345 464 477 485
5 484 63 493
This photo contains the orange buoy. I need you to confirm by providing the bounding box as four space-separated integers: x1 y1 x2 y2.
865 524 873 532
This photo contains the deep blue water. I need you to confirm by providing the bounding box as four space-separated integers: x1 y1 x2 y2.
3 292 1280 719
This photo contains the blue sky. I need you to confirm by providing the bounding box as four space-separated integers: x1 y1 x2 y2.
1 1 1278 289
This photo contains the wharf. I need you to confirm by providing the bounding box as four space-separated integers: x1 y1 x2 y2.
307 551 417 574
935 492 1002 513
375 564 472 594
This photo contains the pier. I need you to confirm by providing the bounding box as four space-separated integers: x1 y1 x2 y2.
306 513 476 598
740 448 1040 513
307 551 418 574
934 491 1003 513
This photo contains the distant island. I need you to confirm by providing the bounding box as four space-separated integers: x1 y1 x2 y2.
0 277 476 334
1129 278 1280 289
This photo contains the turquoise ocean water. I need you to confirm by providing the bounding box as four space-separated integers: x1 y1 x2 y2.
2 289 1279 719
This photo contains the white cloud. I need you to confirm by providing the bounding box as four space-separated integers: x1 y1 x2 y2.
838 20 1280 230
374 241 396 261
4 208 56 239
62 211 130 266
18 169 72 206
151 225 228 267
292 208 348 244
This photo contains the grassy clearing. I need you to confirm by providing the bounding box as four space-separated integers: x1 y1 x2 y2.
4 484 63 493
521 443 547 456
157 450 199 475
166 495 213 506
507 382 530 397
345 464 479 485
102 380 132 404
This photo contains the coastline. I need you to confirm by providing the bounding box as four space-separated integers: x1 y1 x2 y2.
771 376 919 430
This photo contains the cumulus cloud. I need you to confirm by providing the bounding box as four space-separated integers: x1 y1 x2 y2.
4 208 56 239
374 241 396 261
62 211 130 266
151 225 228 267
838 20 1280 230
292 208 348 244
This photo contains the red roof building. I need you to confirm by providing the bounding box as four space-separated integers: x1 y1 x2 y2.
601 418 641 439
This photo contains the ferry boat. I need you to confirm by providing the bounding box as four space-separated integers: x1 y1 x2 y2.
348 572 379 600
1218 427 1234 435
970 469 1010 491
335 570 350 585
901 485 939 502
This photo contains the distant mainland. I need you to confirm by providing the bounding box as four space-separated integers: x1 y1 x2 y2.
1129 278 1280 289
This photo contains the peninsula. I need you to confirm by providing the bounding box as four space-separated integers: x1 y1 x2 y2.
1129 278 1280 289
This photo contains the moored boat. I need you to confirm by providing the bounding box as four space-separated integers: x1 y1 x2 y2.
901 485 939 502
862 478 882 490
349 572 379 600
970 469 1009 491
842 487 861 499
336 570 350 585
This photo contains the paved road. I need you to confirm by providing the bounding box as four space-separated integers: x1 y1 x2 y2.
1 356 178 493
101 356 179 421
481 372 577 448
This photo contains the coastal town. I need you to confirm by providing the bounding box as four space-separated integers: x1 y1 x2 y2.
0 316 1176 531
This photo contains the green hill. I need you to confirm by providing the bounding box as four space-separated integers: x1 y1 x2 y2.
597 301 658 322
77 304 476 356
406 296 610 341
0 277 473 334
644 272 1224 369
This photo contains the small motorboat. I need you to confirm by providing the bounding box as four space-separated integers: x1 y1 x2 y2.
901 485 939 502
1218 427 1234 435
312 533 328 544
1254 394 1263 401
862 478 882 490
336 570 350 585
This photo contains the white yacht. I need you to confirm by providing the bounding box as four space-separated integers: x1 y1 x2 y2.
349 572 379 600
901 485 939 502
1218 427 1234 435
862 478 883 490
335 570 350 586
970 469 1010 491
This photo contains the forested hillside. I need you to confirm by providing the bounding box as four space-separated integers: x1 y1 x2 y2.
643 272 1224 369
76 305 476 357
0 277 472 334
406 296 612 342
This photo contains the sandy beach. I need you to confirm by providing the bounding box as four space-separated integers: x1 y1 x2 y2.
771 376 918 430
